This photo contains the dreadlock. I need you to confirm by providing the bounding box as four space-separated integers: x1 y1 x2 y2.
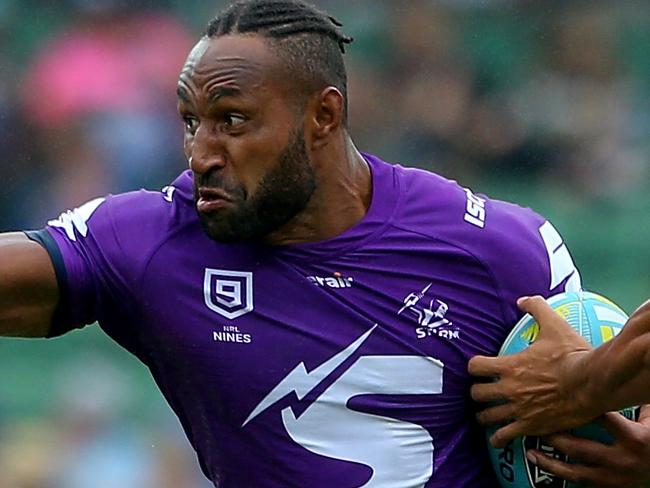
205 0 354 120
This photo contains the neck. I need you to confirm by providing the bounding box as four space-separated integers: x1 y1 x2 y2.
264 137 371 246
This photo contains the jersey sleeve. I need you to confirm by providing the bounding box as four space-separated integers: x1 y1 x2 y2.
26 189 176 338
389 167 582 350
480 198 582 330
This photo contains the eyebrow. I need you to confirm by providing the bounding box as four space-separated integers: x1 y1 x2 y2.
208 86 242 103
176 86 191 103
176 86 243 104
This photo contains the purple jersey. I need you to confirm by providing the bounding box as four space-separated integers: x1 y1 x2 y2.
31 154 580 487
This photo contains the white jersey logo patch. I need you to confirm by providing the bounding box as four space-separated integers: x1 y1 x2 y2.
204 268 254 320
398 283 460 340
48 197 106 241
161 185 176 202
538 221 581 292
463 188 486 228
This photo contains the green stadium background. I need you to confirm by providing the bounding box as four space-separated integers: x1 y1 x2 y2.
1 0 649 485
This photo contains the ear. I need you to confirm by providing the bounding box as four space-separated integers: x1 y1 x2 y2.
307 87 345 149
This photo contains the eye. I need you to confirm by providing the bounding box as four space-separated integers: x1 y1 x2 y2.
224 113 246 128
183 116 199 135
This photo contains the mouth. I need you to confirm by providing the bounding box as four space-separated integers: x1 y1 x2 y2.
196 187 234 213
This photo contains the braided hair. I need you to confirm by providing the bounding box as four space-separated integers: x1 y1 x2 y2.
206 0 354 120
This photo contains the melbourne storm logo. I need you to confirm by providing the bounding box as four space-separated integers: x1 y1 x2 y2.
397 283 459 340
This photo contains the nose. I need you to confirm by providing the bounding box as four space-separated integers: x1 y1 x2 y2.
188 124 227 175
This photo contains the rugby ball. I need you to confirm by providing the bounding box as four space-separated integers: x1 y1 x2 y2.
486 291 638 488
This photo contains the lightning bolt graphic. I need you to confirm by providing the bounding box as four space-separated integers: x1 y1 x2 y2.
242 325 377 427
397 283 432 315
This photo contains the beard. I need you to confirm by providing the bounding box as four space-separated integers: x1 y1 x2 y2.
193 129 316 243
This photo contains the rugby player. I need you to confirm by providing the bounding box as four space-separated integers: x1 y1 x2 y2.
470 296 650 486
1 1 649 486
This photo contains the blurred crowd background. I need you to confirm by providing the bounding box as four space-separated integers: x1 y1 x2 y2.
1 0 650 486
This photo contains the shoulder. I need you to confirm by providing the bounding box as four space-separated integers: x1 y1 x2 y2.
390 165 580 320
50 171 195 239
110 170 194 226
37 172 198 334
46 171 198 270
392 164 546 253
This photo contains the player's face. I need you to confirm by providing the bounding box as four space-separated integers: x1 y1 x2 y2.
177 35 316 243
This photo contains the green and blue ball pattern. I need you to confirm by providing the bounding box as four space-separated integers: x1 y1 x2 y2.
486 291 638 488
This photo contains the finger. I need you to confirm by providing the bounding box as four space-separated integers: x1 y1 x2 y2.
470 382 506 403
597 412 635 439
468 355 509 377
517 296 571 338
490 421 527 449
476 403 516 426
544 432 611 466
517 295 555 322
526 450 619 488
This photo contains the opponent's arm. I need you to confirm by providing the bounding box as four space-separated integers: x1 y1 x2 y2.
469 296 650 445
0 232 59 337
470 296 650 487
577 298 650 413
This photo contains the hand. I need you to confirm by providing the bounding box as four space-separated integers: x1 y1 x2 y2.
526 407 650 488
469 296 597 448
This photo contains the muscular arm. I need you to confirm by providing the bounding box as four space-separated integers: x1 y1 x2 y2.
579 299 650 413
0 232 59 337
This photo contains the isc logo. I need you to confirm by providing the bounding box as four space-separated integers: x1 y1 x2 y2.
463 188 486 228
